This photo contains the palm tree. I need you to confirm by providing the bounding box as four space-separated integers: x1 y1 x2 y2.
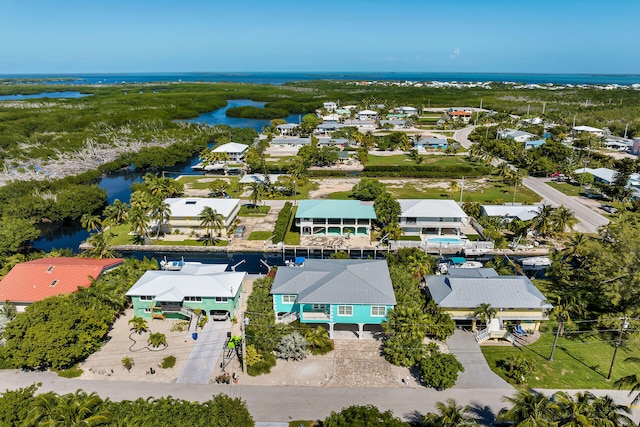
614 357 640 409
199 206 224 245
422 398 478 427
589 394 634 426
247 181 264 208
561 232 590 265
149 198 171 240
472 303 497 328
24 390 112 427
80 213 102 233
546 295 585 361
497 162 513 183
127 207 150 244
382 306 431 341
0 300 17 320
103 199 129 227
553 391 596 427
531 204 555 239
407 251 432 278
83 231 116 259
148 332 167 348
498 388 558 426
128 316 148 334
551 205 577 236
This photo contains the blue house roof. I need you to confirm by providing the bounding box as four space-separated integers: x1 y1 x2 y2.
295 200 376 220
525 139 546 148
271 259 395 305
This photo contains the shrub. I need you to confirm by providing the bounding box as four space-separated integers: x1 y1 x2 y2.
275 331 309 361
122 357 134 372
417 346 464 390
245 344 263 367
497 355 536 384
273 202 293 243
160 355 176 369
247 351 276 376
304 326 334 356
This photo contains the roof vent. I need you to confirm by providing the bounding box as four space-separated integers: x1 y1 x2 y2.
46 266 54 273
49 280 58 287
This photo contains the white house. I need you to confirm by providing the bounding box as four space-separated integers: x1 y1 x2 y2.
323 102 338 112
212 142 249 162
480 205 541 222
276 123 299 136
497 129 536 143
357 110 378 121
157 198 241 237
573 126 604 138
397 106 418 116
398 199 468 237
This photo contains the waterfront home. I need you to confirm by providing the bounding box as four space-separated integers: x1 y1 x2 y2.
323 101 338 112
398 199 468 237
271 259 396 338
422 268 550 336
276 123 299 136
497 129 536 143
212 142 249 162
295 200 376 237
480 204 541 222
127 264 244 321
357 110 378 120
0 257 124 312
396 106 419 116
157 197 241 237
316 122 345 135
269 136 311 148
448 107 473 123
416 136 448 149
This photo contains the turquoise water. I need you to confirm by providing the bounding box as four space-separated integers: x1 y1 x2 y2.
2 72 640 86
427 237 463 244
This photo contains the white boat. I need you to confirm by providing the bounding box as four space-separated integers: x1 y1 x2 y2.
159 257 202 271
520 256 551 268
437 257 483 274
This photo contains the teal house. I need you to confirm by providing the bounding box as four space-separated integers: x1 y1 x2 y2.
295 200 376 237
270 259 396 339
126 264 245 321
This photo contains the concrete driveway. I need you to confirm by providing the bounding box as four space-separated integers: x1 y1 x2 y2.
176 319 231 384
447 329 513 389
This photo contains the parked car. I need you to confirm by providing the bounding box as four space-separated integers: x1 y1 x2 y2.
601 205 618 214
233 225 246 238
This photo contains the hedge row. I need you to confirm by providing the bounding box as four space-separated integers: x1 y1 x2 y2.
273 201 293 243
364 164 491 174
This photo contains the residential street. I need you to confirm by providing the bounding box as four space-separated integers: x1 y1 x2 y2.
0 370 637 425
522 177 609 234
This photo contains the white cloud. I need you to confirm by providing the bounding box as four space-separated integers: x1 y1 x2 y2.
450 48 461 59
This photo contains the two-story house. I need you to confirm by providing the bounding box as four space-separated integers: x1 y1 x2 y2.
398 199 468 237
295 200 376 237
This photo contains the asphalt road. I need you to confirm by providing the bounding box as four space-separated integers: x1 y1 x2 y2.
522 177 609 234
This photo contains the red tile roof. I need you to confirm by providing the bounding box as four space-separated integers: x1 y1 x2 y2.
450 110 472 116
0 257 124 304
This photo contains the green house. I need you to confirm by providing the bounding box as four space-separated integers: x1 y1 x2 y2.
270 259 396 339
126 264 245 321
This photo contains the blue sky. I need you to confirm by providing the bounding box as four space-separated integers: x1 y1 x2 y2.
1 0 638 74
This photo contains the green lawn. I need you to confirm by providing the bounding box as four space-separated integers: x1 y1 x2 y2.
481 332 640 389
264 155 297 167
238 205 271 216
106 225 227 246
547 181 582 197
367 154 468 167
248 231 273 241
385 181 540 204
284 231 300 245
176 175 239 190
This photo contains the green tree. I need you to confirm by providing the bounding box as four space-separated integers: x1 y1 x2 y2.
148 332 167 348
472 303 497 328
374 191 401 227
0 217 41 257
498 389 558 427
81 213 103 232
149 198 171 240
102 199 129 227
350 178 385 201
199 206 224 245
324 404 409 427
418 345 464 390
128 316 148 334
24 390 112 427
614 357 640 409
421 398 478 427
247 181 264 208
546 295 584 361
208 179 229 197
83 230 116 259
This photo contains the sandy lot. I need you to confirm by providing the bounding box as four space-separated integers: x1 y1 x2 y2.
79 308 197 383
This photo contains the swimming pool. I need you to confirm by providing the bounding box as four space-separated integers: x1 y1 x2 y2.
426 237 464 244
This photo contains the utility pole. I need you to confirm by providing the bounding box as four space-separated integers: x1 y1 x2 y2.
607 316 628 380
459 176 464 203
542 102 546 115
624 123 629 139
242 317 249 374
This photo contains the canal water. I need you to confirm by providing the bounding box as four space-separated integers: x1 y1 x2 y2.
34 100 300 255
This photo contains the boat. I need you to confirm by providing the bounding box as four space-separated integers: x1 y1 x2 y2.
437 257 483 274
159 257 202 271
520 256 551 268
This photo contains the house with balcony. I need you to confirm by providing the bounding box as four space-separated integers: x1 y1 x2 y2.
157 197 241 237
422 268 551 340
295 200 376 237
497 129 536 143
270 259 396 338
212 142 249 162
126 263 245 321
398 199 468 237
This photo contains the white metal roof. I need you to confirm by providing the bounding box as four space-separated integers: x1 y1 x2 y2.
398 199 468 219
212 142 249 154
481 205 541 221
126 265 245 301
165 198 240 218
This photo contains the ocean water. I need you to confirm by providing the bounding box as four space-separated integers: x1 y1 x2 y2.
1 72 640 86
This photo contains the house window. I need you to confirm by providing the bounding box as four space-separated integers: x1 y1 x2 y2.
406 217 417 225
184 296 202 302
49 280 59 287
185 200 197 205
143 308 151 313
370 306 386 317
215 297 228 303
312 304 326 311
139 296 153 301
282 295 296 304
337 305 353 316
